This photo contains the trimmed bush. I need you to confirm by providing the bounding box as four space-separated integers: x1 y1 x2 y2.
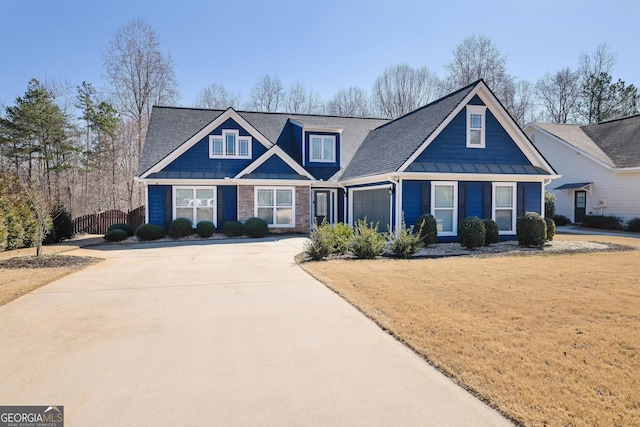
544 191 556 218
517 212 547 248
222 221 244 237
482 218 499 245
50 203 74 242
350 219 386 259
387 219 422 259
332 222 353 254
244 217 269 238
168 217 193 238
0 209 7 252
304 220 334 261
553 215 570 226
582 215 623 230
104 229 129 242
544 217 555 242
17 202 38 247
196 221 215 238
108 223 135 236
415 214 438 245
627 218 640 233
459 216 485 249
135 223 167 241
4 208 26 250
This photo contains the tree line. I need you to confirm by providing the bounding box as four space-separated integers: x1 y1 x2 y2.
0 19 638 253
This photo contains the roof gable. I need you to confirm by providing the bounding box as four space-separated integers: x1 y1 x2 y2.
235 146 314 180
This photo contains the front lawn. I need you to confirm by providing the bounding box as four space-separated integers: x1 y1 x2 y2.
300 234 640 427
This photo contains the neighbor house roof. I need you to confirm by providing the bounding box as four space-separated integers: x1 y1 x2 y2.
532 114 640 169
137 107 389 179
341 82 477 180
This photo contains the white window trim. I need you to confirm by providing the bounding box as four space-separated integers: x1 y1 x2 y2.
492 182 517 235
172 186 217 226
254 186 296 228
309 134 336 163
209 129 252 159
430 181 458 237
466 105 486 148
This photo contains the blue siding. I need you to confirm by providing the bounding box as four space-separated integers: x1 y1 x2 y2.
253 155 300 175
337 188 345 223
412 107 531 166
148 185 170 227
305 131 340 180
161 118 268 176
468 94 485 106
518 182 542 216
402 180 423 227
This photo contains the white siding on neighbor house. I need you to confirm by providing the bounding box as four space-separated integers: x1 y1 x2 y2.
527 128 640 222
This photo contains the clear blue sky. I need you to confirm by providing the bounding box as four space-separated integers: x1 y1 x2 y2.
1 0 638 109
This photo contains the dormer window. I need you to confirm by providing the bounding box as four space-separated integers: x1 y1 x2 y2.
209 130 251 159
466 105 486 148
310 134 336 163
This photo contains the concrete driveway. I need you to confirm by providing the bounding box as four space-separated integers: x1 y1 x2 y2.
0 237 511 426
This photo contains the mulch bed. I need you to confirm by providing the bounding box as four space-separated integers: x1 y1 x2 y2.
0 255 102 269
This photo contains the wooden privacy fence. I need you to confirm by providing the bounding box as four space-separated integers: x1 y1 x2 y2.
73 206 145 235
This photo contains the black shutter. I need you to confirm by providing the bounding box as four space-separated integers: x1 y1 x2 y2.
458 183 467 224
163 187 172 228
421 182 431 215
517 184 525 217
217 187 225 229
483 183 492 219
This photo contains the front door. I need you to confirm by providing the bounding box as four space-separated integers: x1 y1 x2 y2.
574 190 587 222
313 190 332 225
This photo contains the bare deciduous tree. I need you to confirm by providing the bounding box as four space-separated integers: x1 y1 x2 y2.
372 63 440 119
579 43 616 83
103 18 179 156
503 80 537 127
248 75 285 112
327 87 371 117
195 83 241 109
444 34 514 102
285 81 323 114
535 68 581 123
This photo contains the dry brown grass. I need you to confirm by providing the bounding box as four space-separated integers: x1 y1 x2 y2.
0 235 104 306
300 234 640 427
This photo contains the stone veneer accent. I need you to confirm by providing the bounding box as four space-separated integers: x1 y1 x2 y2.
237 185 310 233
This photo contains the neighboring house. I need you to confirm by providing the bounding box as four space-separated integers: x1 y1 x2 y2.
137 80 557 241
525 116 640 223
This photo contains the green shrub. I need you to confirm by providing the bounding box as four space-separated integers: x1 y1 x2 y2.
627 218 640 233
553 215 570 226
582 215 623 230
544 191 556 218
332 222 353 254
517 212 547 248
544 217 555 242
304 220 335 261
50 203 74 242
196 220 215 238
222 221 244 237
244 217 269 238
415 214 438 245
135 223 167 241
4 208 25 250
482 218 499 245
350 219 386 259
17 202 38 247
459 216 485 249
108 223 135 236
104 229 129 242
168 217 193 238
387 219 422 259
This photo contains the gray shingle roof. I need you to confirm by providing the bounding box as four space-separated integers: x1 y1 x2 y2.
137 107 389 178
341 82 477 180
533 114 640 169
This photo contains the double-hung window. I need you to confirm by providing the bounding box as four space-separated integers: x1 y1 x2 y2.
431 181 458 236
493 183 516 234
466 105 486 148
209 130 251 158
174 186 216 225
309 135 336 163
255 187 295 227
